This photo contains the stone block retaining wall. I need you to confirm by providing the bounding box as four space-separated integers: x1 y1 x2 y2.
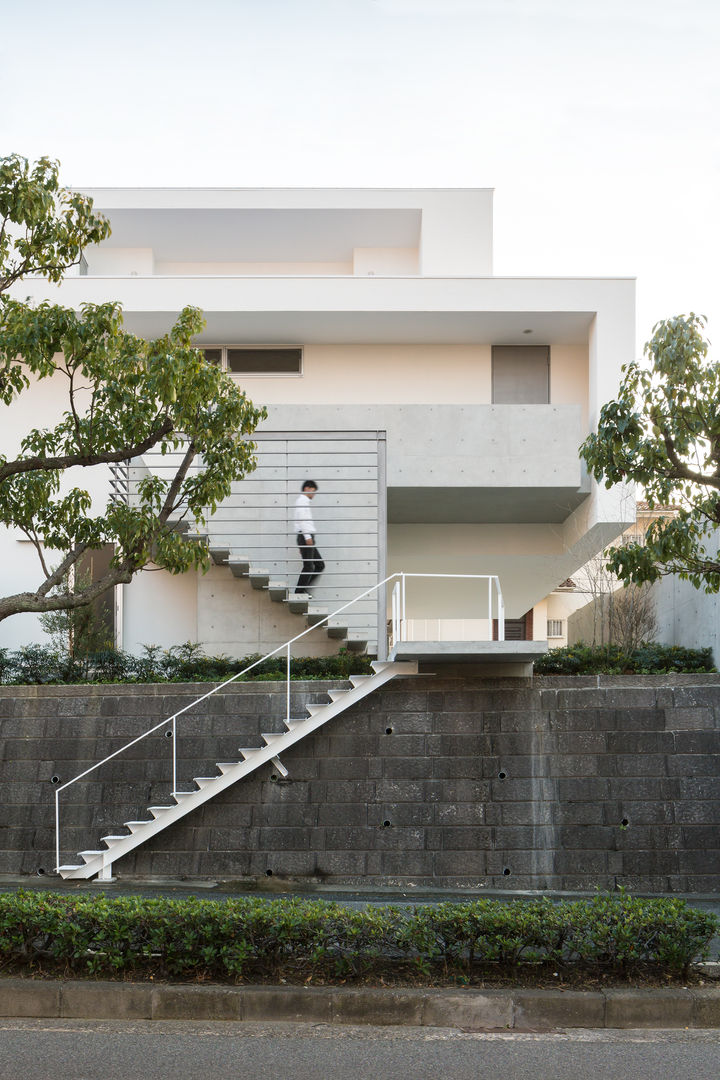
1 674 720 891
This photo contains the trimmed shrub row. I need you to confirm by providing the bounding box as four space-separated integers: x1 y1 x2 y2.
0 891 714 982
0 643 374 685
534 642 716 675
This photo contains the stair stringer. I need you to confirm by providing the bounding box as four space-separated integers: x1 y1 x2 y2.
57 661 418 880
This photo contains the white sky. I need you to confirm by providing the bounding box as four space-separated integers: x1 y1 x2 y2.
2 0 719 352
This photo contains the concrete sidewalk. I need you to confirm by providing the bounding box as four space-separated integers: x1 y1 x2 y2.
2 978 720 1031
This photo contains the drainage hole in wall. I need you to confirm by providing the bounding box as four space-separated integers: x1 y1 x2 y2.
270 774 278 782
385 727 393 735
165 730 173 739
503 867 511 876
50 775 60 785
36 868 45 876
266 869 273 877
383 820 392 828
498 772 507 780
621 818 629 827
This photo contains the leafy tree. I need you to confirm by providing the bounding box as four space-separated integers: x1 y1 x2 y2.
0 153 266 623
580 313 720 592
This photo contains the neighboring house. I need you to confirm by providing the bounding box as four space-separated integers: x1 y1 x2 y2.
1 188 636 660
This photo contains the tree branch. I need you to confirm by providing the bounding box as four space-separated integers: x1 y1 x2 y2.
661 427 720 490
36 543 90 597
0 416 175 482
0 563 134 623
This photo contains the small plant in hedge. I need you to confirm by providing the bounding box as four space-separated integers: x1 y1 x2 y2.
0 890 714 983
534 641 716 675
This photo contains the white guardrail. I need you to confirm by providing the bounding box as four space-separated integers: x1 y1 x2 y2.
54 571 504 872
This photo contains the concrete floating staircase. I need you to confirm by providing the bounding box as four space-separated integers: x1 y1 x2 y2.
183 522 372 654
57 660 418 880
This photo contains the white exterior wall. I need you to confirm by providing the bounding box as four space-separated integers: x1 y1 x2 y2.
0 371 112 649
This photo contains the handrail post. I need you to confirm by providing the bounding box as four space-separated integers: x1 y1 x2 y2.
55 788 60 873
172 715 177 797
490 574 496 639
401 573 406 642
496 577 505 641
286 643 291 723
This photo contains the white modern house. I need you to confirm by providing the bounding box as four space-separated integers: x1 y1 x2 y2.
1 188 636 664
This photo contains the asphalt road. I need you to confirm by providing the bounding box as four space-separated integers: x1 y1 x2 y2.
3 1019 720 1080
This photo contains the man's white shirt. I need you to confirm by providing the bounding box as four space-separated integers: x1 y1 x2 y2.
294 493 315 542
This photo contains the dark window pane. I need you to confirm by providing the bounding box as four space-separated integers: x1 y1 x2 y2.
227 348 302 374
199 348 222 366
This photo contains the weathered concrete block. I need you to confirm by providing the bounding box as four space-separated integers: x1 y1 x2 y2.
422 990 512 1030
514 990 605 1030
605 988 694 1028
241 986 334 1023
0 979 61 1017
332 988 425 1026
152 985 243 1020
62 980 153 1019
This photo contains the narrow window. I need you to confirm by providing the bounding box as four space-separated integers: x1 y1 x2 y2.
226 347 302 375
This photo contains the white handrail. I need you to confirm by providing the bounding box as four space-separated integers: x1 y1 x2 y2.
54 570 506 871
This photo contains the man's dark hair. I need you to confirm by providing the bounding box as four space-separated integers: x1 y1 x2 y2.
301 480 318 491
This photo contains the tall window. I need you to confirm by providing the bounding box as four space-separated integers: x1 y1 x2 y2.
492 345 550 404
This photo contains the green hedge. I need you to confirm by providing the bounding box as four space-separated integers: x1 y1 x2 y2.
0 891 714 982
0 643 374 685
534 642 716 676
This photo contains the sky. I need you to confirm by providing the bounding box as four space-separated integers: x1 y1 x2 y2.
2 0 719 353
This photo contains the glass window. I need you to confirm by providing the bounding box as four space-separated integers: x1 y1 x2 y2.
226 347 302 374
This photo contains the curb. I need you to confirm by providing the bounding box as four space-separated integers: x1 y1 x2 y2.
2 980 720 1030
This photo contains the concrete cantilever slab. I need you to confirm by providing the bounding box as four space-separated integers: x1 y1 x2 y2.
388 640 548 670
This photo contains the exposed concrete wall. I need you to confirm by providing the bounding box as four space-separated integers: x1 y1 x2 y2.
3 675 720 892
653 574 720 667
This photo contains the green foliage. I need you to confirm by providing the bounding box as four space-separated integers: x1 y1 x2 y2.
0 641 374 684
0 891 714 982
0 154 110 293
0 153 267 624
580 314 720 591
534 641 715 675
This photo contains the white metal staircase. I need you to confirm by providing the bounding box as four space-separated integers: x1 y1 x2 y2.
56 659 417 881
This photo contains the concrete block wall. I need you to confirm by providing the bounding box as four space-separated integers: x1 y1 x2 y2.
2 675 720 892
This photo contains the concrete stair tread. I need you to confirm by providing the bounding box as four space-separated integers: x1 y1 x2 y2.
249 569 270 589
267 581 289 602
286 594 310 614
228 555 250 577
